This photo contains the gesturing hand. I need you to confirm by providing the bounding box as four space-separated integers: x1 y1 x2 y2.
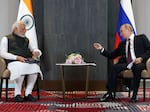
93 43 103 50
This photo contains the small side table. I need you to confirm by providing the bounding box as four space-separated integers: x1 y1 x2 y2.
56 63 96 99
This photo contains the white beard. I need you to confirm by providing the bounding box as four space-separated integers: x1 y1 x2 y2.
18 34 26 38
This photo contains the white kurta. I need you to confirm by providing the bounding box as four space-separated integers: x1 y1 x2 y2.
8 61 43 80
0 36 43 80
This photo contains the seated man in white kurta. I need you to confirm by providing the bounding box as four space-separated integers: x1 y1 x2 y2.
0 21 43 102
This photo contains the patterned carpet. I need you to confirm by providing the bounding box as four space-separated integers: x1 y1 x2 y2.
0 89 150 112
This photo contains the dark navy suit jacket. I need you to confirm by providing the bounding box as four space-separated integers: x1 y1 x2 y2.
101 34 150 63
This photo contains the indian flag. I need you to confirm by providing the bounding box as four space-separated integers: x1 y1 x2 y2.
17 0 38 49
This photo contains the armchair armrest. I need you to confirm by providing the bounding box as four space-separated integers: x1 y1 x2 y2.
0 57 6 77
146 58 150 74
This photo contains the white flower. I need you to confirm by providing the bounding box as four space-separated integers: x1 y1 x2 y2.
65 53 84 64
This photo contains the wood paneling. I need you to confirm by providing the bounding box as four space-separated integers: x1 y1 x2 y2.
39 80 107 91
32 0 120 90
42 0 108 80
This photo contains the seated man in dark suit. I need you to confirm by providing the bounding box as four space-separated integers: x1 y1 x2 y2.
93 24 150 102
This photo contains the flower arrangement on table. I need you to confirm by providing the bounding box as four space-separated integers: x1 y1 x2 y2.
65 53 85 64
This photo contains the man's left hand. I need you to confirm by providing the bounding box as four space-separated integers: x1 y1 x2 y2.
134 57 143 64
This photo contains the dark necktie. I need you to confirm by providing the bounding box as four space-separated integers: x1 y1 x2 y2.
127 39 132 64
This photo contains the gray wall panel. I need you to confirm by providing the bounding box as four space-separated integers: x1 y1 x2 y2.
132 0 150 40
43 0 108 80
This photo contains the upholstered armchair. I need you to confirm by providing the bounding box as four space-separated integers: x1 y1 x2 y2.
0 57 40 101
0 57 10 101
117 57 150 101
141 58 150 101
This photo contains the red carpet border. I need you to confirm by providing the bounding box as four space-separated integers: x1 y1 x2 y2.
0 89 150 111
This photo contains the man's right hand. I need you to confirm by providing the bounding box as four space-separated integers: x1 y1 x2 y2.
16 56 27 62
93 43 103 50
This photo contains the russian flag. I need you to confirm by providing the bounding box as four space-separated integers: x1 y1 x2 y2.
114 0 136 49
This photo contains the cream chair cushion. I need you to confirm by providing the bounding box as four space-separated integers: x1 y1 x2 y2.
0 57 10 78
119 69 133 78
141 58 150 78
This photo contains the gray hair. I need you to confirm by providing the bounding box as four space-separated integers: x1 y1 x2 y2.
11 21 25 32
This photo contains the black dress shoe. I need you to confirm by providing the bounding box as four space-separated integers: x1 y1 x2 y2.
14 95 24 102
99 92 114 102
130 92 138 102
130 97 138 102
24 94 36 102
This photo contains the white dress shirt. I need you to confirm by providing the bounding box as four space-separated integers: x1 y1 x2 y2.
0 36 43 80
126 33 136 69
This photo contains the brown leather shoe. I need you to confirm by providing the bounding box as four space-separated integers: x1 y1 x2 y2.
14 95 24 102
24 94 36 102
